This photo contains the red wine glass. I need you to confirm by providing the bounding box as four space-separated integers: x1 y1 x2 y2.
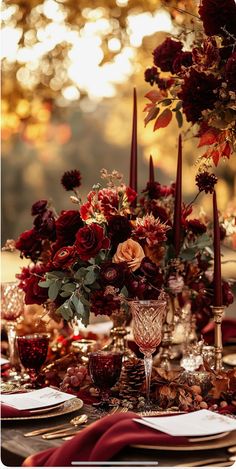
17 333 50 387
88 351 123 409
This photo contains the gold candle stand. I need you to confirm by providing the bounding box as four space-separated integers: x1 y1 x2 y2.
211 305 225 372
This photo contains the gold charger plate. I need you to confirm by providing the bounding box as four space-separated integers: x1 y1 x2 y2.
131 430 236 451
1 397 83 421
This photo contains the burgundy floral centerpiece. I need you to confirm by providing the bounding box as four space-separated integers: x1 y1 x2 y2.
13 164 233 334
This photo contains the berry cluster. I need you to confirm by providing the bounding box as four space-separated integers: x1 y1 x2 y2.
190 385 208 409
60 365 87 394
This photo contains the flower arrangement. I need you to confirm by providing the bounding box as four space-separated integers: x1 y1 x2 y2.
144 0 236 170
14 166 233 331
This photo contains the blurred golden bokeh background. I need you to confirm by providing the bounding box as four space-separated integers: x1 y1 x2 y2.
1 0 236 244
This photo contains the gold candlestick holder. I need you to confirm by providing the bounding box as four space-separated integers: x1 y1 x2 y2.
211 305 225 372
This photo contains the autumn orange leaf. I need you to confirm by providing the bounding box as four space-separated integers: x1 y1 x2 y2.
144 106 160 127
154 108 172 131
198 129 219 147
145 90 165 103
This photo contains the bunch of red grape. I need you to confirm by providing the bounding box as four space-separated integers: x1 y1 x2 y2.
60 365 87 394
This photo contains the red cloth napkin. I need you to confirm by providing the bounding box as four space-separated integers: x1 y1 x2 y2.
202 318 236 345
1 403 32 418
22 411 188 467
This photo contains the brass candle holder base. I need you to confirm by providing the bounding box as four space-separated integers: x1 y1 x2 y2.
211 305 225 372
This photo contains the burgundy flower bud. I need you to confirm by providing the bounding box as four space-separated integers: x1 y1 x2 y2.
144 66 159 86
31 200 48 216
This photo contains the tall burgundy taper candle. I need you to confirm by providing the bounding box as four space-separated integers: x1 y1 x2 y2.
173 134 182 257
129 88 137 195
149 155 155 183
213 190 223 306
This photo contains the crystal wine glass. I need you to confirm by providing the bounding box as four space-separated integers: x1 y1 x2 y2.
88 351 123 410
129 294 167 408
1 281 25 381
17 333 50 387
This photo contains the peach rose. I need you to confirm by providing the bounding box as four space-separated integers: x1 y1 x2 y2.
113 238 145 272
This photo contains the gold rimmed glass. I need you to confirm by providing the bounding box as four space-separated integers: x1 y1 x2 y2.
129 294 167 407
1 281 25 382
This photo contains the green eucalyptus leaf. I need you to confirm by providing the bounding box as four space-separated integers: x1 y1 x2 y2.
48 280 62 301
84 270 96 285
120 286 129 298
61 283 76 293
38 280 51 288
161 98 172 106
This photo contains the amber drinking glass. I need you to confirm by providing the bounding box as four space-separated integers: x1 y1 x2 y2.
88 351 123 408
129 296 167 406
1 281 25 380
17 333 49 387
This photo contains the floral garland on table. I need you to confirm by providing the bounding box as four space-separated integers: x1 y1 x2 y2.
144 0 236 171
13 167 234 332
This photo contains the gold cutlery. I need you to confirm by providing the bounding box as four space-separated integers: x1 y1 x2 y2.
42 407 128 440
24 414 88 437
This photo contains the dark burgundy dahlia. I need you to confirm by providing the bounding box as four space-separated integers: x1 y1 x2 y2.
195 171 218 194
139 257 164 288
178 69 220 123
199 0 236 38
153 38 183 72
61 169 82 191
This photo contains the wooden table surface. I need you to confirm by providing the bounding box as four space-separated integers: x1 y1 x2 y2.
1 402 235 468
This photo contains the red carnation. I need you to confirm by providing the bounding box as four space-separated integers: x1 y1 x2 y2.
61 170 82 191
15 228 42 262
178 69 220 123
225 52 236 91
90 290 120 317
199 0 236 37
75 223 109 261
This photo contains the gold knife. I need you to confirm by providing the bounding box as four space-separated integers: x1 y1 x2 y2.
42 429 81 440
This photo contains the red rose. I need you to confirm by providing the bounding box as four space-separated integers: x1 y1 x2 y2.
54 210 83 250
75 223 110 261
15 228 42 262
52 246 77 270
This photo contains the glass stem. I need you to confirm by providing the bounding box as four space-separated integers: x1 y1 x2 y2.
6 323 16 367
144 353 152 404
